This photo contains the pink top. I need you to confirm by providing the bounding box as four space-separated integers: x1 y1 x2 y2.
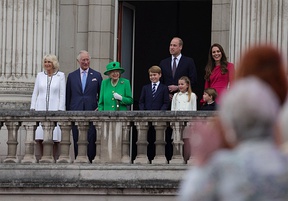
204 62 235 103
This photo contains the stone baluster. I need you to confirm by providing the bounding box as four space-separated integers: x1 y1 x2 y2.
21 122 37 163
169 121 186 164
121 122 132 163
186 121 195 165
134 122 149 164
92 121 102 163
39 121 55 163
74 122 89 163
3 121 20 163
57 121 72 163
152 122 168 164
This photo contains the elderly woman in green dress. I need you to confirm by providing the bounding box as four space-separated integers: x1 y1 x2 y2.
98 61 133 111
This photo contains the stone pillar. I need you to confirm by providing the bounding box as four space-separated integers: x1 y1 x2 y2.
39 121 55 163
57 121 72 163
134 122 149 164
74 122 89 163
59 1 115 77
21 122 37 163
92 121 102 163
152 122 168 164
0 0 59 109
211 0 231 60
3 121 20 163
229 0 288 65
170 122 185 164
121 122 132 163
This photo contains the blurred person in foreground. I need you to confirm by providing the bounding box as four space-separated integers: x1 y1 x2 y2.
179 77 288 201
180 45 288 200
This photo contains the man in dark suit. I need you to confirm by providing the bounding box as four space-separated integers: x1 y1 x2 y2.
159 37 197 101
66 50 102 163
159 37 197 162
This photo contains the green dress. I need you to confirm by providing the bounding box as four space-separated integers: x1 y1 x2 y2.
98 77 133 111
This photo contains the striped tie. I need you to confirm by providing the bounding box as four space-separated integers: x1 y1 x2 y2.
152 83 156 97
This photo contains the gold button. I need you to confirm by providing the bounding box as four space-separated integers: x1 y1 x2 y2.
112 105 114 108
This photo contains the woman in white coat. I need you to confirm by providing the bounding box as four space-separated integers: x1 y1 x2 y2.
30 54 66 161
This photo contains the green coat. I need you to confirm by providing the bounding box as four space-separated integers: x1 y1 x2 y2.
98 77 133 111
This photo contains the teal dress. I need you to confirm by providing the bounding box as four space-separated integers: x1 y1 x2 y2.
98 77 133 111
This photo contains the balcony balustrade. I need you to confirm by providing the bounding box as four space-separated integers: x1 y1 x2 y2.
0 110 214 201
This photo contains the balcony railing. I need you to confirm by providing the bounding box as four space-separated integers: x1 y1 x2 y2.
0 110 216 200
0 110 214 164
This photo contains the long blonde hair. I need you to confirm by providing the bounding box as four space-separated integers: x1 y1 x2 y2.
178 76 192 102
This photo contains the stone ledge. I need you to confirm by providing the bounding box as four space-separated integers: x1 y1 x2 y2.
0 164 188 190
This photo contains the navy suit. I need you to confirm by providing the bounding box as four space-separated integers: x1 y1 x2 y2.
138 83 169 162
139 83 170 110
66 68 102 162
159 55 197 88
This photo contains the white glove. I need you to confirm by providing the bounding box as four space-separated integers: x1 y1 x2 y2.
113 92 123 101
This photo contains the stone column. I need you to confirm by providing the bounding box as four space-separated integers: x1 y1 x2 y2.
134 122 149 164
74 122 89 163
170 121 185 164
0 0 59 109
57 121 72 163
3 121 20 163
152 122 168 164
92 121 102 163
121 122 132 163
21 121 37 163
229 0 288 65
39 121 55 163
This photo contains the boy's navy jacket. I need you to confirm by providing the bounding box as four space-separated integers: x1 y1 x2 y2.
200 101 217 111
139 83 170 110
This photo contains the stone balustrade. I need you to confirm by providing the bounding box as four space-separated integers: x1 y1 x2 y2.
0 110 215 164
0 110 215 201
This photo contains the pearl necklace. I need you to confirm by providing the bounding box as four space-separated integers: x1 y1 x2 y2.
111 79 119 87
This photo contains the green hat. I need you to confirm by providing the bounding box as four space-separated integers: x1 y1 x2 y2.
104 61 125 75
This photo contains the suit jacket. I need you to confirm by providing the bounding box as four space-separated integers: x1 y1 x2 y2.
200 101 217 111
139 83 170 110
159 55 197 88
66 68 102 111
31 71 66 111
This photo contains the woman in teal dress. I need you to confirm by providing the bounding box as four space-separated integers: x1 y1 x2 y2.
98 61 133 111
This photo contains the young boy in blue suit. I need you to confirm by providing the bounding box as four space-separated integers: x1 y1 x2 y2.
139 65 170 110
139 66 170 163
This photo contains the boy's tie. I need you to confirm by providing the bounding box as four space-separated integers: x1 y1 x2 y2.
152 83 157 97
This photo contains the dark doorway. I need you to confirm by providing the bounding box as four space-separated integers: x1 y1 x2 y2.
120 1 212 110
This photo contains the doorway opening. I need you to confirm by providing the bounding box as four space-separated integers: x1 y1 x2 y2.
118 1 212 110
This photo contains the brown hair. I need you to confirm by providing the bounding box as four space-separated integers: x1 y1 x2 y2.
236 45 288 105
148 65 162 74
204 43 228 80
204 88 218 101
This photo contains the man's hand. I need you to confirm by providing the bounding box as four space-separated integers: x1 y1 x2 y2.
168 85 179 93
